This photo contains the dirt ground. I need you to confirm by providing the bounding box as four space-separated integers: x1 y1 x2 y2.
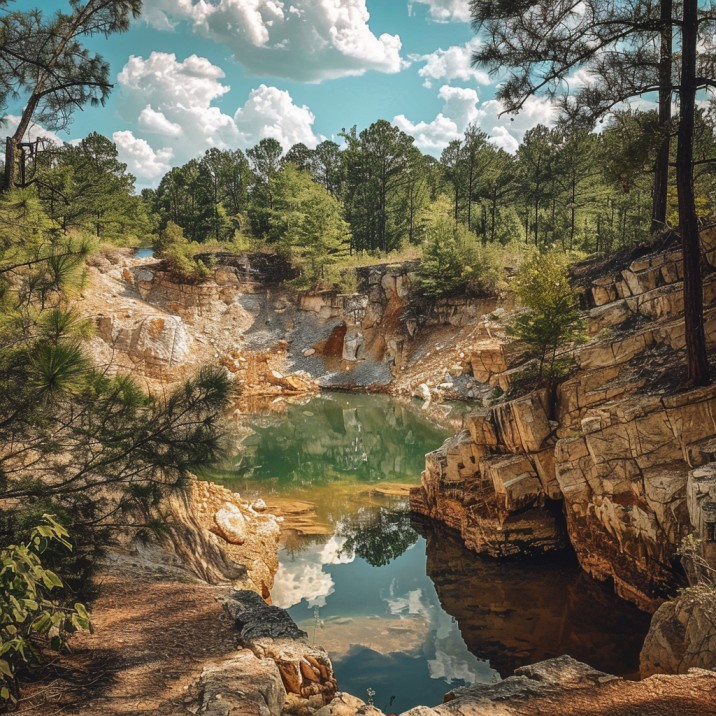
18 561 235 715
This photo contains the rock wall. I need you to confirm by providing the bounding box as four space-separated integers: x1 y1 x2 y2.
155 476 281 597
412 229 716 610
85 252 494 393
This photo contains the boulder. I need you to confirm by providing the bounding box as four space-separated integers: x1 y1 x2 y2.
214 502 248 545
641 591 716 676
195 650 286 716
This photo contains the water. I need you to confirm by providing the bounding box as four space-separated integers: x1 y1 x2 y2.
133 247 154 259
206 393 651 712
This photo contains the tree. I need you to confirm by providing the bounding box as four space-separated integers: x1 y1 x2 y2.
36 132 150 241
1 516 90 705
268 165 350 285
283 142 316 173
314 140 345 197
247 138 283 238
471 0 716 384
0 188 230 632
1 0 142 190
342 120 415 253
515 126 557 246
471 0 673 234
510 250 585 381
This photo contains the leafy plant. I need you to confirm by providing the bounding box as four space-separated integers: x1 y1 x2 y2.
0 515 90 706
154 221 213 280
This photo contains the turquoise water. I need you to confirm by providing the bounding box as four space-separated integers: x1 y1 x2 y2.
207 393 650 711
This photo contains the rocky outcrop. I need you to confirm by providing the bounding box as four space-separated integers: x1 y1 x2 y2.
315 657 716 716
411 394 567 558
413 229 716 610
640 588 716 677
221 590 337 702
195 651 288 716
159 477 280 597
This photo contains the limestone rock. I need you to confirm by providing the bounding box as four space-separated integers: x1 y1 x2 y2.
342 330 364 361
414 384 432 402
314 693 384 716
641 591 716 676
195 650 286 716
221 591 337 701
214 503 248 545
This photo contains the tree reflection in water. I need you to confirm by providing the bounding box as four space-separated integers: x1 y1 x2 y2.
338 508 418 567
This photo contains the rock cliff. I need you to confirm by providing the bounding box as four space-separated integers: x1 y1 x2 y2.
411 230 716 610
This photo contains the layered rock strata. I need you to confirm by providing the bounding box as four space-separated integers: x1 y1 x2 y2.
412 230 716 610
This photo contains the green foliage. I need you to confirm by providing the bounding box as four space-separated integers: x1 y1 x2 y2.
269 165 350 287
35 133 150 244
154 221 213 280
338 509 418 568
0 191 232 701
510 250 586 379
0 515 90 706
416 197 513 299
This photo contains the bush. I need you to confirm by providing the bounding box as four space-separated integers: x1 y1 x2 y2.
416 196 516 299
510 249 586 380
154 222 213 280
0 516 90 705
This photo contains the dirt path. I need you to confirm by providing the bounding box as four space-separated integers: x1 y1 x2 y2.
18 563 236 715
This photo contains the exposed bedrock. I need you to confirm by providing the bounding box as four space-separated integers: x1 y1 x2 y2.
412 229 716 610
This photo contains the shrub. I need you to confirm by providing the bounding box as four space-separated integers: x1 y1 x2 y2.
154 222 213 280
0 516 90 705
510 249 586 380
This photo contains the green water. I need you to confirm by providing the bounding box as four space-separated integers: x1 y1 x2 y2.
206 393 651 712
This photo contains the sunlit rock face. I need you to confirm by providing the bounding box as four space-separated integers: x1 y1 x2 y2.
413 228 716 610
411 392 568 559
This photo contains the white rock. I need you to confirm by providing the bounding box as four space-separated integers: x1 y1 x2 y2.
252 499 268 513
303 348 316 357
414 383 432 402
213 503 247 545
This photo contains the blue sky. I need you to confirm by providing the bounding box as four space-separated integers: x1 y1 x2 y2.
10 1 555 186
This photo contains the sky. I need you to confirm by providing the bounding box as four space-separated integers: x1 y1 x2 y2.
10 0 556 187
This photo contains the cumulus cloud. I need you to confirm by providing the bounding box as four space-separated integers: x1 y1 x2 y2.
144 0 405 82
114 52 321 182
2 116 62 146
408 0 471 23
412 38 489 89
234 85 319 148
394 85 480 152
476 95 556 152
112 131 174 181
271 534 354 609
395 85 556 155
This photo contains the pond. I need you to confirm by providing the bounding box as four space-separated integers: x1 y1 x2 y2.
205 393 651 713
133 247 154 259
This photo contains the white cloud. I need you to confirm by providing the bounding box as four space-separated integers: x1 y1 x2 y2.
2 116 62 146
270 534 354 610
145 0 406 83
412 38 489 89
476 95 556 152
394 85 480 152
395 86 556 155
234 85 319 149
114 52 321 182
112 131 174 181
138 107 183 138
408 0 471 23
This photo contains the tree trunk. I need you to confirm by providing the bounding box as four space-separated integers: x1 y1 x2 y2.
677 0 709 385
651 0 673 234
4 137 18 191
